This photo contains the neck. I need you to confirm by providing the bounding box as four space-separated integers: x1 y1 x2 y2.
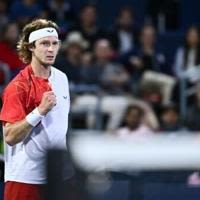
31 59 51 79
97 58 108 66
128 124 140 131
83 24 95 33
143 46 154 54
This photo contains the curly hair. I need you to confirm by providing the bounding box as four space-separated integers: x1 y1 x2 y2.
17 19 59 64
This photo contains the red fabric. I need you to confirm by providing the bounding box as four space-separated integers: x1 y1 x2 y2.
0 41 25 70
0 65 52 124
4 181 45 200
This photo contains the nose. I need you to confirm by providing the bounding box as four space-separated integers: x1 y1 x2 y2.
47 45 54 51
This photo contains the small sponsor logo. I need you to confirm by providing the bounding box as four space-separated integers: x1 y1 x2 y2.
47 29 54 33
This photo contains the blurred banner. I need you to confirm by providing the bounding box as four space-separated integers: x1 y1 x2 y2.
70 131 200 172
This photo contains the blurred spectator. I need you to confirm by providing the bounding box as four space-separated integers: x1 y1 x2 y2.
116 104 153 138
110 6 138 55
173 25 200 83
139 71 176 106
187 171 200 187
120 24 167 84
69 3 109 51
72 94 160 131
9 0 45 28
83 38 130 94
185 85 200 131
54 31 87 85
47 0 75 39
139 81 162 111
0 0 9 37
0 22 25 77
137 24 167 72
159 103 183 132
119 24 172 106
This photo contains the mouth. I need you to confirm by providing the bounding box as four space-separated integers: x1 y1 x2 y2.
46 56 54 60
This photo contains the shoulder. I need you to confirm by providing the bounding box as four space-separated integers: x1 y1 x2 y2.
51 66 69 88
139 124 153 134
3 81 27 101
51 66 68 79
3 67 30 96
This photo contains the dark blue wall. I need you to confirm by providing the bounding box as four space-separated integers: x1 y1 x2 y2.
70 0 200 30
180 0 200 30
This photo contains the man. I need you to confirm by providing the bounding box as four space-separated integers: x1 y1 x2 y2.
0 19 74 200
116 104 153 138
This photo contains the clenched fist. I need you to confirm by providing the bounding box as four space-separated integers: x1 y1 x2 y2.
37 91 57 115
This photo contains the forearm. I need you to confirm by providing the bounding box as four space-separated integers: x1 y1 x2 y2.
3 91 56 146
4 120 33 146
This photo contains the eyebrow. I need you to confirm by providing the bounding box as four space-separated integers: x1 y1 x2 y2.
39 39 60 43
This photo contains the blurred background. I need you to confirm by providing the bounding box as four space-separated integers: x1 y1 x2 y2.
1 0 200 199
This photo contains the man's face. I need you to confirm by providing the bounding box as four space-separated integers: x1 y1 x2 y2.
94 40 112 61
141 26 156 47
126 108 142 130
80 6 96 26
118 10 133 28
32 36 60 66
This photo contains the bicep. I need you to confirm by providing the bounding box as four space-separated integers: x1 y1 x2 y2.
3 119 32 145
1 84 27 124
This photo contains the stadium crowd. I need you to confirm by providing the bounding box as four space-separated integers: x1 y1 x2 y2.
0 0 199 132
0 0 200 192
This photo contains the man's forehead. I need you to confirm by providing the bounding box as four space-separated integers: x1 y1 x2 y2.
29 27 58 43
37 36 59 42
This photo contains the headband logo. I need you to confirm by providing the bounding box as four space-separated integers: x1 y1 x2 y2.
29 27 58 43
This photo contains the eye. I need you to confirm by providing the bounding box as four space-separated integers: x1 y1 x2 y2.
52 41 60 46
41 41 50 47
39 40 60 48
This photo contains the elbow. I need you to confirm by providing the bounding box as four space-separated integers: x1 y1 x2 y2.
4 132 17 146
5 136 16 146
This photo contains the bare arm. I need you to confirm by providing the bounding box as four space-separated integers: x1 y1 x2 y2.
3 91 57 146
4 120 34 146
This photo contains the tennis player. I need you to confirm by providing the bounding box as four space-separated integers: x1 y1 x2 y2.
0 19 75 200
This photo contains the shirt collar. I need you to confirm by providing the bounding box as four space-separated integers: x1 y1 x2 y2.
28 64 55 81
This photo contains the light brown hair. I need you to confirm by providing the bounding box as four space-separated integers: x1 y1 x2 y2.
17 19 59 64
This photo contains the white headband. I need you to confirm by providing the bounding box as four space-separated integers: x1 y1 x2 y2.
29 27 58 43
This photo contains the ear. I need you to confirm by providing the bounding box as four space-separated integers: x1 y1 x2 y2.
29 46 34 52
28 44 35 52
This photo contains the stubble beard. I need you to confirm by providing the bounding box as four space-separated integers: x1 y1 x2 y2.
33 52 55 68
